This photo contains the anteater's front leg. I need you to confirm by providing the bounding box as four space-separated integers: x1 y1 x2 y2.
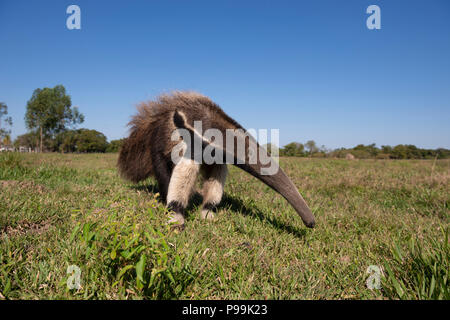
166 157 200 229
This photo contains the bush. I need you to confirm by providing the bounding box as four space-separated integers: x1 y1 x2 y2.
13 132 39 149
76 129 108 153
53 129 108 153
280 142 305 157
106 139 124 153
311 152 326 158
376 153 390 159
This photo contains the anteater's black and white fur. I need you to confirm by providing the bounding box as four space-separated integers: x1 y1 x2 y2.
118 91 315 230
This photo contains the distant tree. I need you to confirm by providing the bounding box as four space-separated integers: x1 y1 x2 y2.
305 140 318 155
76 129 108 153
2 135 11 146
282 142 305 157
25 85 84 152
53 129 108 153
390 144 422 159
0 102 13 144
106 139 125 153
53 130 78 152
319 145 328 153
436 148 450 159
381 145 393 154
376 153 390 159
352 143 379 158
14 131 39 149
51 129 108 153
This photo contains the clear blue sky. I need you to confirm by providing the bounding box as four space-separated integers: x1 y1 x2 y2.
1 0 449 149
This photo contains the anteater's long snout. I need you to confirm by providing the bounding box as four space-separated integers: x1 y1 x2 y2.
230 133 316 228
235 160 316 228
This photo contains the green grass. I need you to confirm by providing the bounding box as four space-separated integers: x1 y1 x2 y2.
0 152 448 299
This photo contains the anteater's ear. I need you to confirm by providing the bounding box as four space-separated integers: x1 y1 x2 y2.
173 110 187 128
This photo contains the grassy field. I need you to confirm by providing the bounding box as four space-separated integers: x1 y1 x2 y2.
0 152 448 299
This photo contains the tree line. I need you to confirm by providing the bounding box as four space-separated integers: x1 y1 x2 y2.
1 84 449 158
268 141 450 160
13 129 124 153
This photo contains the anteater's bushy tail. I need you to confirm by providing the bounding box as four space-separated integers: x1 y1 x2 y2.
117 101 160 183
117 138 152 183
117 91 206 183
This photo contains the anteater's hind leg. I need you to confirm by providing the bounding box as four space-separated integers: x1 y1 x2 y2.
200 164 228 220
166 157 200 229
152 152 173 203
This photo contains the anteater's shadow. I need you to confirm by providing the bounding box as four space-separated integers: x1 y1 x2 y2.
131 182 307 239
131 183 160 195
217 194 307 239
